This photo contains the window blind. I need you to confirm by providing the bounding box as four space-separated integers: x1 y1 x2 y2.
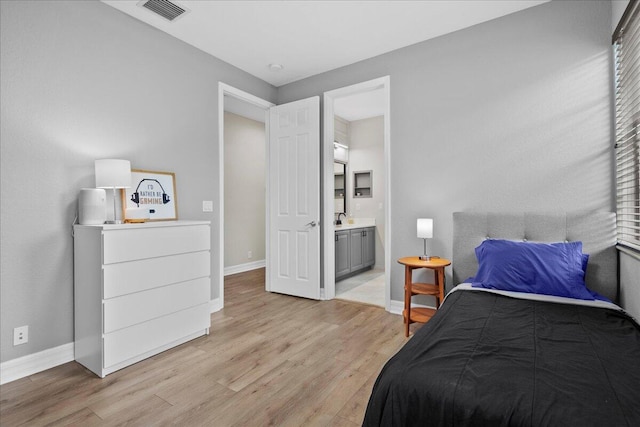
614 0 640 251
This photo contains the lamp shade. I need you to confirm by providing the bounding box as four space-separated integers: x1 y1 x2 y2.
95 159 131 189
417 218 433 239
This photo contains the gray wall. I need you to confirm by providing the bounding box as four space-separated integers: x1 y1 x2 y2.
0 0 276 363
279 0 615 302
223 112 266 269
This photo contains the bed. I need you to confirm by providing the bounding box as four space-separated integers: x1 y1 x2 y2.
363 212 640 426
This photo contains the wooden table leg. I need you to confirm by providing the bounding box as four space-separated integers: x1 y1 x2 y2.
436 267 445 308
404 265 411 337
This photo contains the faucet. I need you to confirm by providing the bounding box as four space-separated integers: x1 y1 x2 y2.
336 212 346 225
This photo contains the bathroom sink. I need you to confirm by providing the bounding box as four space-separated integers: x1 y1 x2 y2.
334 220 376 231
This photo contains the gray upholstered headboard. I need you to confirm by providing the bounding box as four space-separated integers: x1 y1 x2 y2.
452 212 618 302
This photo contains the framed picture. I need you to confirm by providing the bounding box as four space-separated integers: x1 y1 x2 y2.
122 169 178 221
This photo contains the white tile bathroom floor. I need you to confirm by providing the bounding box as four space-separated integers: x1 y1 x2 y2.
335 268 385 307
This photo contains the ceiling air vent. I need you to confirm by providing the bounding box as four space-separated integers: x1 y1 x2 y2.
138 0 189 22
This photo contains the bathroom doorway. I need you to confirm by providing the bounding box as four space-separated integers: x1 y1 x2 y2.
323 77 391 310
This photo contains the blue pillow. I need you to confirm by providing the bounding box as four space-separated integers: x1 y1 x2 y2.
581 253 589 276
470 239 596 300
580 253 610 301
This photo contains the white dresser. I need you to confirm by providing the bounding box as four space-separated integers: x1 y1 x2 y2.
73 220 211 377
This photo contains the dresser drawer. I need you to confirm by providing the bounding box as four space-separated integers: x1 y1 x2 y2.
103 303 210 368
103 277 210 333
103 225 210 264
103 251 210 299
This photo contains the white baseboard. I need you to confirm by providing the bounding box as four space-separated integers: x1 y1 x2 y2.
389 299 403 315
1 298 225 385
224 260 265 276
210 297 223 313
389 299 436 316
0 342 74 385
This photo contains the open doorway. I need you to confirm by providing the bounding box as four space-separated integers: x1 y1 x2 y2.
333 109 385 306
323 77 391 310
217 83 273 308
223 96 267 275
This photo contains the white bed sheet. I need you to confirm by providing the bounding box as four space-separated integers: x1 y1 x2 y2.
448 283 636 321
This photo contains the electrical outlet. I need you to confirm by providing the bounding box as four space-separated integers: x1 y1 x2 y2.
248 250 253 259
14 325 28 346
202 200 214 212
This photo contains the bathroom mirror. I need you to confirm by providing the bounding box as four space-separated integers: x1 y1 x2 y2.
334 162 346 214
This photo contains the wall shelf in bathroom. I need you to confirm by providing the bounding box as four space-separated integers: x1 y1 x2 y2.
353 170 372 198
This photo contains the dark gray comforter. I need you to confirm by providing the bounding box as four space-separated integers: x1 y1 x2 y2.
363 289 640 426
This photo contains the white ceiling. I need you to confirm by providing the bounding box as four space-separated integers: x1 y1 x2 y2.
334 89 385 122
101 0 548 88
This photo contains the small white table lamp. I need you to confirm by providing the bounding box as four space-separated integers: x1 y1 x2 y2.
417 218 433 260
95 159 131 224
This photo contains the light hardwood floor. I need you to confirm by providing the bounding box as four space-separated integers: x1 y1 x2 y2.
0 268 416 426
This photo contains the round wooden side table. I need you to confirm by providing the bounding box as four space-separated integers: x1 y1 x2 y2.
397 256 451 337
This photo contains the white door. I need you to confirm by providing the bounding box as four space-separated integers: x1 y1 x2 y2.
268 97 320 299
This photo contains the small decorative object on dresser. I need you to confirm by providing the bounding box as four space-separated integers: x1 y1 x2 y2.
78 188 106 225
95 159 131 224
124 207 150 223
123 169 177 221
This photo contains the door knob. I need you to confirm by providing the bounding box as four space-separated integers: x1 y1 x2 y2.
305 221 317 227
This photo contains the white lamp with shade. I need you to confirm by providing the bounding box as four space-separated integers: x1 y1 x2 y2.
95 159 131 224
417 218 433 260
